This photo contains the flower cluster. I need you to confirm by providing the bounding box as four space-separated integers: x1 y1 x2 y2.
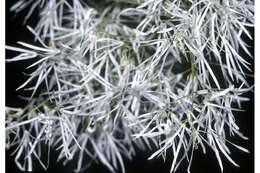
6 0 254 172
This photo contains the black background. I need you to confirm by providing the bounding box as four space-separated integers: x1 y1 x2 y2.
5 0 254 173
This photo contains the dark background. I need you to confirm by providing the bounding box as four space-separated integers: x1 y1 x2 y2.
5 0 254 173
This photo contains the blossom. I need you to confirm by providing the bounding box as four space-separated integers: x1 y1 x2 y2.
6 0 254 172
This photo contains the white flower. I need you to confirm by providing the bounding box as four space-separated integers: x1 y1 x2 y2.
6 0 254 172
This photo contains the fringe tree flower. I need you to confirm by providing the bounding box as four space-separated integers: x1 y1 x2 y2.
6 0 254 172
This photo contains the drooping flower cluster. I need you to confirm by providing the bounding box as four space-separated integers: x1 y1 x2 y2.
6 0 254 172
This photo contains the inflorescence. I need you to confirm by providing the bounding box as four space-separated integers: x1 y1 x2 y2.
6 0 254 172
